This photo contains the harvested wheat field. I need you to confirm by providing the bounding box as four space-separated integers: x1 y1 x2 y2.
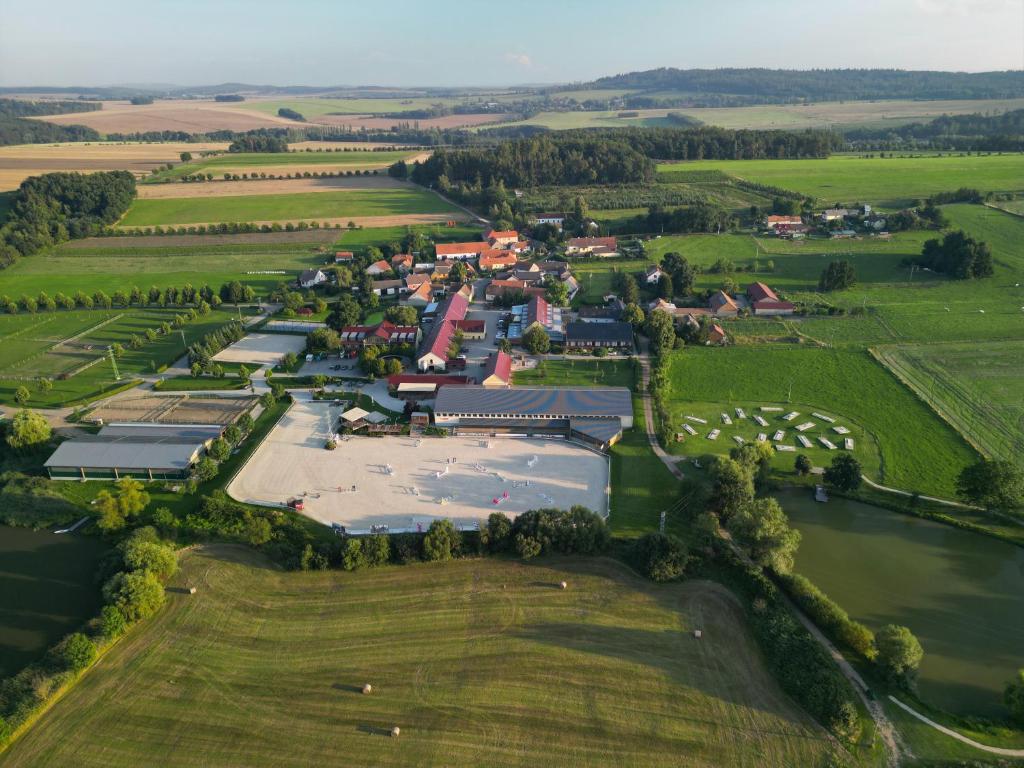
60 229 342 248
0 141 229 190
137 175 418 199
0 546 837 768
315 113 508 130
34 100 297 134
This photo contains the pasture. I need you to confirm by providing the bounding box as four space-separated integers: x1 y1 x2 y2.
657 154 1024 208
118 186 462 227
0 526 107 679
0 546 839 768
873 341 1024 466
0 308 245 407
782 488 1024 718
663 346 978 498
0 141 229 191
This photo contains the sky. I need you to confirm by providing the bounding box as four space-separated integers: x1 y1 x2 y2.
0 0 1021 87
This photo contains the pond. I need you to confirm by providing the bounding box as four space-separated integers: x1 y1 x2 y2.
0 525 108 678
781 488 1024 718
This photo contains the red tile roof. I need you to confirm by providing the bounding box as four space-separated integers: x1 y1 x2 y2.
766 215 802 225
334 251 354 260
454 319 485 333
709 291 739 313
418 292 469 363
367 259 390 272
486 229 519 241
567 236 617 250
482 351 512 384
435 241 486 257
746 282 779 303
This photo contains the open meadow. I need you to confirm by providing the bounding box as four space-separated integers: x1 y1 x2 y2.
502 97 1024 133
657 154 1024 208
663 347 978 498
0 546 841 768
118 185 463 228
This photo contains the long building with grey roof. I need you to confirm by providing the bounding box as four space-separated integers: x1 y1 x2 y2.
433 385 632 449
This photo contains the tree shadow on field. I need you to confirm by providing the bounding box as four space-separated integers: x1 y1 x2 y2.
356 724 396 737
332 683 367 694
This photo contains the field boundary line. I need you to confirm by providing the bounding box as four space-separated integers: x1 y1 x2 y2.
52 313 124 349
858 474 976 510
887 696 1024 757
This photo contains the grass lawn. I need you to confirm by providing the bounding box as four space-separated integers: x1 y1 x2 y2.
664 346 978 498
656 154 1024 209
0 547 840 768
512 359 635 389
119 187 459 227
0 308 245 407
873 341 1024 466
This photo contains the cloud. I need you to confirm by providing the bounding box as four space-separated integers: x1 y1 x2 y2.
915 0 1016 15
504 52 532 68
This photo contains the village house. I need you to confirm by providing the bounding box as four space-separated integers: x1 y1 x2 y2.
391 254 413 273
478 250 520 272
708 324 728 345
480 351 512 387
644 265 663 285
365 259 391 277
371 279 405 297
531 213 565 228
708 291 740 317
565 236 618 256
340 321 420 351
486 229 519 247
435 242 487 260
564 321 634 352
765 215 802 229
404 280 434 307
454 318 486 340
334 251 355 264
298 269 327 289
485 278 546 302
746 282 796 316
415 292 469 372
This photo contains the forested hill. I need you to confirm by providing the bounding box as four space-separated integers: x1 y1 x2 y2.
579 68 1024 104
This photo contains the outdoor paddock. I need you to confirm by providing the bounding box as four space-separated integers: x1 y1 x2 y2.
228 401 610 532
88 394 254 425
212 333 306 366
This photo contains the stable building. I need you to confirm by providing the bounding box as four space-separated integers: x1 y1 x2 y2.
43 423 223 481
564 321 634 352
433 385 633 450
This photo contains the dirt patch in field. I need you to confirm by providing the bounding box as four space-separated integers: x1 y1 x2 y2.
313 113 508 130
137 175 412 199
35 101 296 134
59 230 342 249
0 141 229 190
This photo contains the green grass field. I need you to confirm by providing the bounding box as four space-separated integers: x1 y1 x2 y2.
119 187 459 227
657 154 1024 208
149 150 418 181
0 546 841 768
0 308 245 407
873 341 1024 466
664 347 978 498
512 359 635 389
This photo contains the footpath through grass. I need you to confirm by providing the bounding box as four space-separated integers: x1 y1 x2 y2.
0 548 839 768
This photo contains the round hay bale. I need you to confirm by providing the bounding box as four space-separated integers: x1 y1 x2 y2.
694 629 702 639
559 581 568 590
362 683 373 695
391 726 401 738
188 587 197 595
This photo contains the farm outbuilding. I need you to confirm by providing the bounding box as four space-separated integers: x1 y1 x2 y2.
44 426 214 481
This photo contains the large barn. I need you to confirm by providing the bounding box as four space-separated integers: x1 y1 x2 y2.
432 385 632 450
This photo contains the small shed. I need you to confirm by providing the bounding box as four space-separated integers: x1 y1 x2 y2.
410 412 430 427
340 407 369 424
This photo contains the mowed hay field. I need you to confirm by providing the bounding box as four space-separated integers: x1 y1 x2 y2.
0 141 229 191
664 347 978 497
33 100 297 134
118 185 464 227
657 154 1024 208
0 547 838 768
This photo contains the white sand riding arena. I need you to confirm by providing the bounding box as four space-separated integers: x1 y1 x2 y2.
228 401 610 533
212 333 307 366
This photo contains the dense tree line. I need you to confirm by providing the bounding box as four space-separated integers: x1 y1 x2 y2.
277 108 305 122
186 321 246 369
214 94 245 102
0 98 101 117
0 98 103 146
411 134 655 188
556 127 840 160
129 95 154 105
228 135 287 153
847 108 1024 150
587 67 1024 102
629 202 736 235
0 171 136 268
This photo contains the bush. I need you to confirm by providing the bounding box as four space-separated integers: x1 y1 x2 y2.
632 532 690 582
363 534 390 566
423 519 460 562
778 573 876 661
103 570 165 623
510 506 609 557
341 538 366 571
121 540 178 581
486 512 512 552
875 624 923 688
99 604 127 639
56 632 97 672
390 532 422 564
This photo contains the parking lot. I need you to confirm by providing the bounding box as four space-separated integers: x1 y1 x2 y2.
228 401 610 533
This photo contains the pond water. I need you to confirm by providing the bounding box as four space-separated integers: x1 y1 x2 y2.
781 488 1024 718
0 525 107 678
